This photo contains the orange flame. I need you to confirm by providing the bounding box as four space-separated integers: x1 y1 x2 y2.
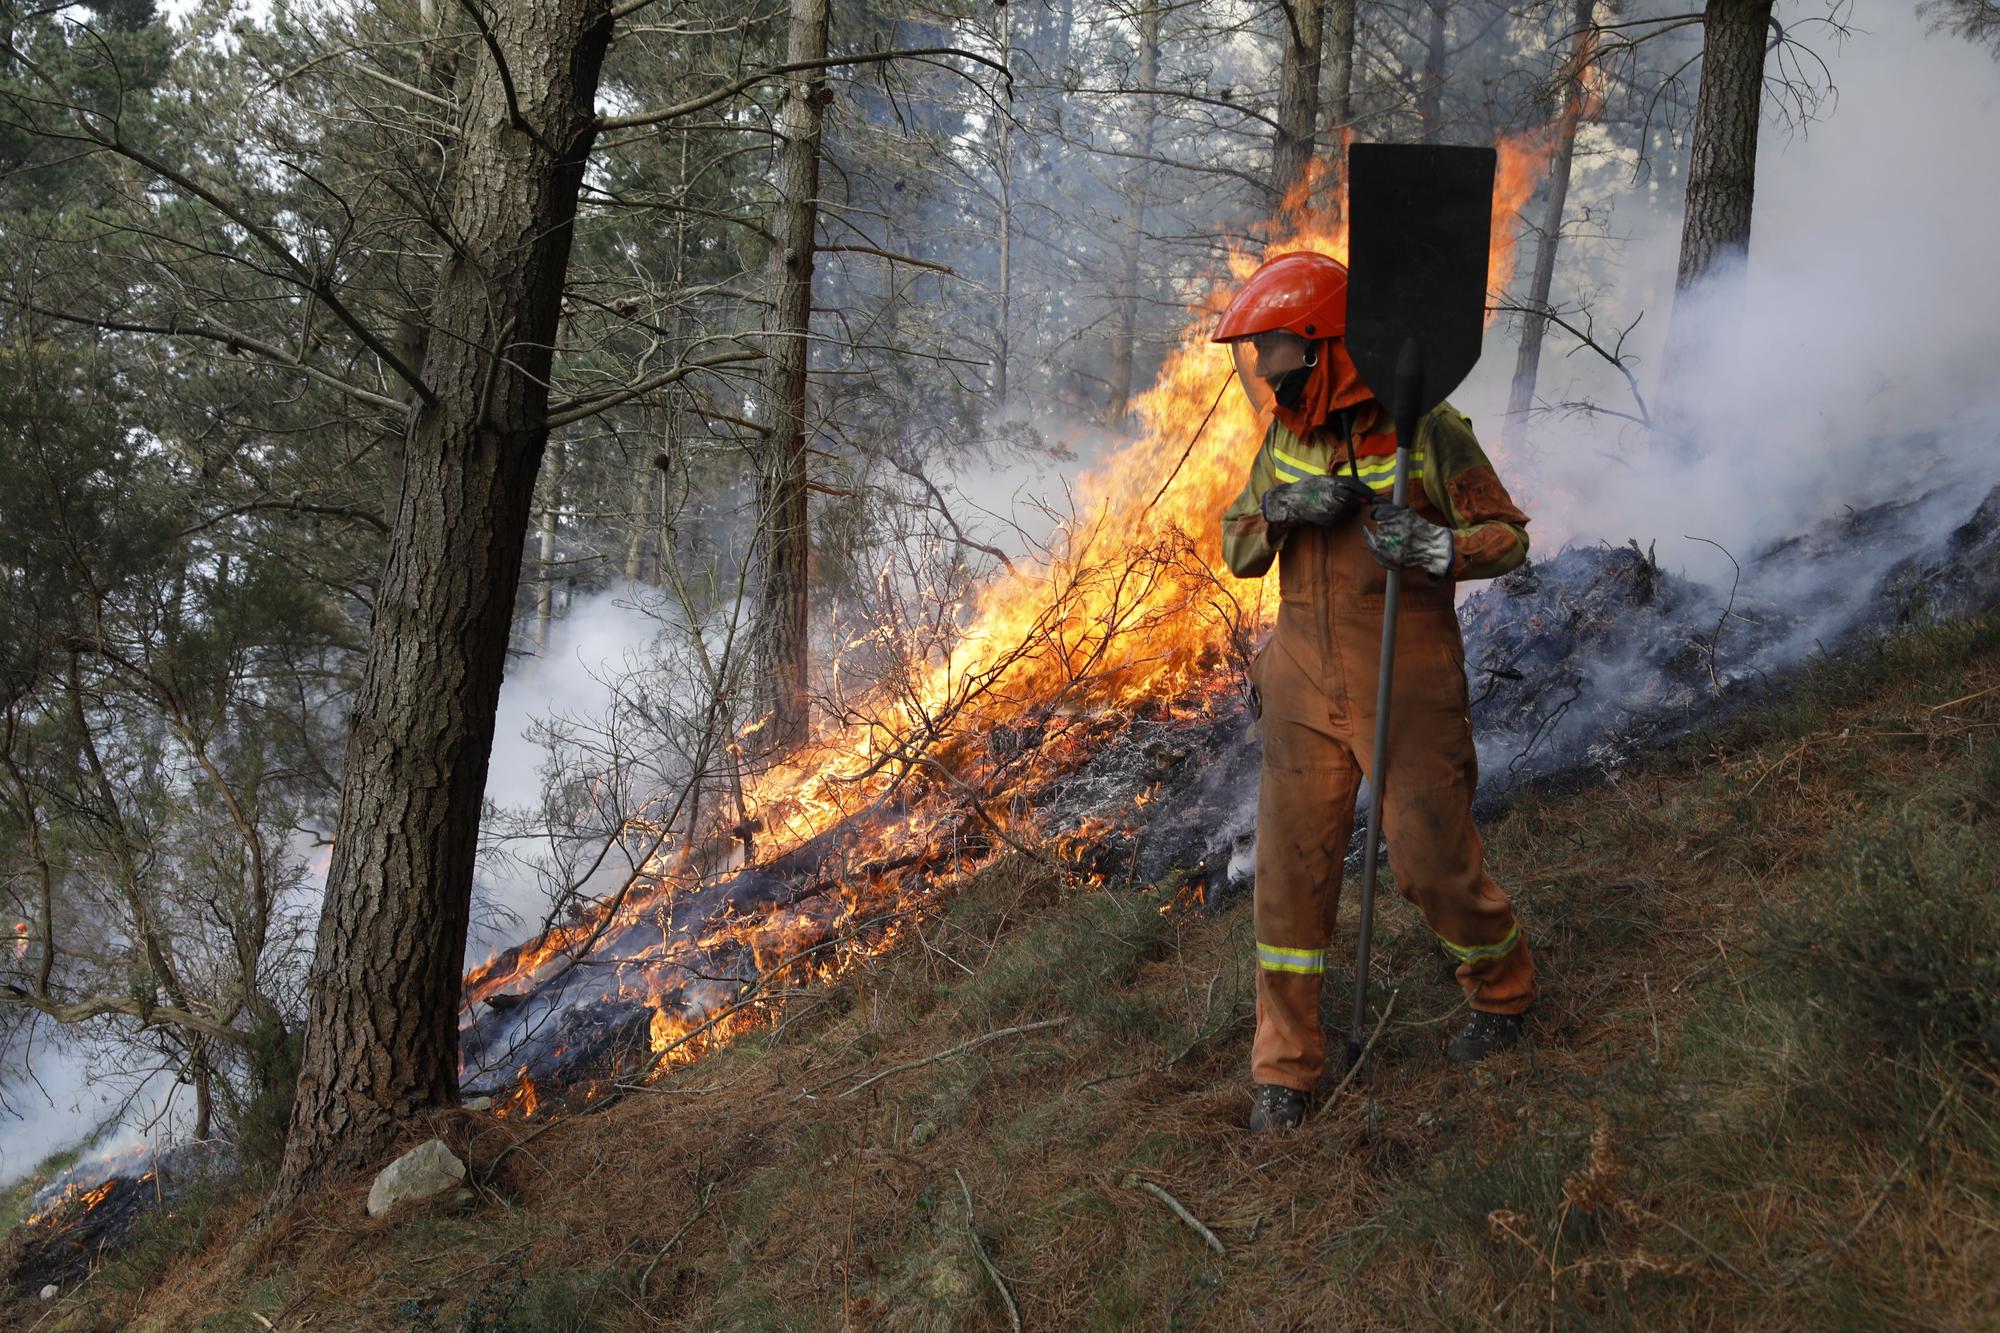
740 134 1551 838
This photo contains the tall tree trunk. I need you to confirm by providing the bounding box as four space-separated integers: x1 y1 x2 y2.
1271 0 1326 200
1660 0 1772 441
1107 0 1161 420
535 439 564 649
273 0 613 1199
1675 0 1772 290
993 0 1013 411
754 0 829 751
1326 0 1356 134
1418 0 1448 141
1503 0 1597 449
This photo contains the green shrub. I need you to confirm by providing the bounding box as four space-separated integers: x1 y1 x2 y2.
230 1016 303 1181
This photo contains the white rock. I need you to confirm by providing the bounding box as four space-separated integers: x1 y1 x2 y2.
39 1284 58 1301
462 1095 493 1112
366 1138 467 1218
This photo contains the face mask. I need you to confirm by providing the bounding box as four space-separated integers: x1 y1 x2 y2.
1272 365 1312 411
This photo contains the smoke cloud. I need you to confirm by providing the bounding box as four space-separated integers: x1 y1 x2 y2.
1464 0 2000 584
471 590 670 960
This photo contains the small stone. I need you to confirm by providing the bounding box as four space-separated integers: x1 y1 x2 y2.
39 1284 58 1301
462 1096 493 1112
366 1139 468 1218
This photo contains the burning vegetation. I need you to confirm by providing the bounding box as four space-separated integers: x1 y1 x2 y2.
455 141 1566 1118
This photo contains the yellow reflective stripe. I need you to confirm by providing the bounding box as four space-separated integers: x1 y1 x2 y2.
1438 925 1520 964
1272 445 1328 476
1354 454 1423 492
1273 466 1304 484
1256 942 1326 974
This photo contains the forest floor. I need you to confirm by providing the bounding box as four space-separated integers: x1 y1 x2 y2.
8 615 2000 1332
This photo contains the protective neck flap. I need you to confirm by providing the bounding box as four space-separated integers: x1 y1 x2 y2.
1273 338 1373 438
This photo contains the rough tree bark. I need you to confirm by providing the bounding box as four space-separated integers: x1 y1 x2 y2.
1271 0 1326 199
1660 0 1772 443
1418 0 1448 141
272 0 613 1198
1675 0 1773 289
1326 0 1356 134
1106 0 1161 420
754 0 829 751
1503 0 1598 448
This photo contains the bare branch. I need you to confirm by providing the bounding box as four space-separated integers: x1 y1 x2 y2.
599 47 1010 131
547 348 763 427
2 984 249 1047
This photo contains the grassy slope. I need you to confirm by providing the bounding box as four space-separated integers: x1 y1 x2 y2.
13 618 2000 1332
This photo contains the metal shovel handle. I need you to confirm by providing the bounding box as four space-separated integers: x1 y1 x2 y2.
1346 336 1422 1070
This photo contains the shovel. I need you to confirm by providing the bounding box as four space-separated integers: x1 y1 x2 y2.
1340 143 1496 1071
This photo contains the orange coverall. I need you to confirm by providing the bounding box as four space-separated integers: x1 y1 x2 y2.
1222 402 1536 1090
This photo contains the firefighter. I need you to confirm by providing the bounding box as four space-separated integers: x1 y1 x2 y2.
1215 251 1536 1132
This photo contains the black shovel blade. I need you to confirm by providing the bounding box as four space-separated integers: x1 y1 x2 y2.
1344 143 1496 419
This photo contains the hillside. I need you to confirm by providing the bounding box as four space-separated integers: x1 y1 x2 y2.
7 615 2000 1331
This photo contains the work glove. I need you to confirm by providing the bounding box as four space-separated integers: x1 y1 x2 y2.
1261 474 1375 529
1365 502 1454 578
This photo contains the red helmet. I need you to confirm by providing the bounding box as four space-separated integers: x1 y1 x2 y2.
1211 251 1348 344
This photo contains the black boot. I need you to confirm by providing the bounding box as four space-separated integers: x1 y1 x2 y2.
1248 1083 1308 1132
1447 1010 1525 1065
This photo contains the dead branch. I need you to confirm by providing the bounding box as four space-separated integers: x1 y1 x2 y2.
834 1017 1070 1099
599 47 1010 131
1122 1173 1226 1256
454 0 554 153
1144 372 1232 515
956 1169 1022 1332
547 348 763 427
1929 682 2000 715
0 985 247 1047
1781 1084 1959 1285
638 1179 714 1298
818 243 955 275
7 297 412 414
1682 535 1741 693
1491 300 1651 427
1316 987 1399 1115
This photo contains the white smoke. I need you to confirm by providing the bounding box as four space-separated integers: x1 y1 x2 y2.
0 1038 182 1192
471 590 669 960
1459 0 2000 585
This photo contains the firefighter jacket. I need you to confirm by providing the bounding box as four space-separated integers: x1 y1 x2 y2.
1221 402 1529 582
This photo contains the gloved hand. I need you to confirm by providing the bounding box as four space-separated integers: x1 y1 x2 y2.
1365 502 1454 578
1261 474 1376 529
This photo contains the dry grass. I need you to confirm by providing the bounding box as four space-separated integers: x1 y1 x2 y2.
11 617 2000 1332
